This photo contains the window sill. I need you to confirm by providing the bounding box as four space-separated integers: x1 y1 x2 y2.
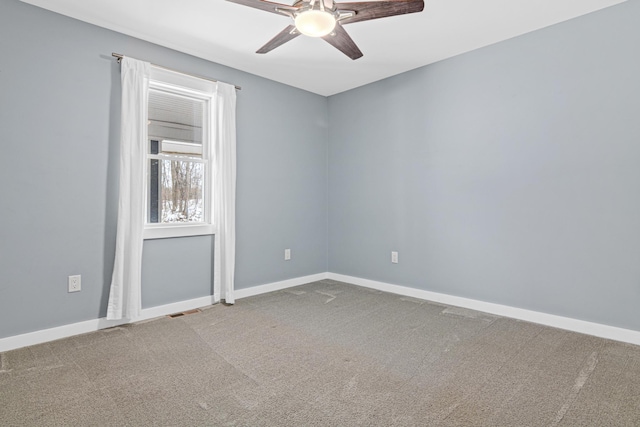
143 224 215 240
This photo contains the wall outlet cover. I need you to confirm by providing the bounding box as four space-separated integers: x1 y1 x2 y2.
68 275 81 293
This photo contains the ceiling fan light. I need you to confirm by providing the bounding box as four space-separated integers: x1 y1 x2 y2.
295 10 336 37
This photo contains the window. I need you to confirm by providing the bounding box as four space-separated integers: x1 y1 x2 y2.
143 68 215 239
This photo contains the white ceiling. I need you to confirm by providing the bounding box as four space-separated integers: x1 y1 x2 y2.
22 0 626 96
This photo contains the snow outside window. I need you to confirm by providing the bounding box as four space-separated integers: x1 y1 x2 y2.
143 69 215 239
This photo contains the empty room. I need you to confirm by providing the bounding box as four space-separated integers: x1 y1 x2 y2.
1 0 640 425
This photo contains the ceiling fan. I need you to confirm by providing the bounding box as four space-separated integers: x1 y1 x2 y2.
227 0 425 60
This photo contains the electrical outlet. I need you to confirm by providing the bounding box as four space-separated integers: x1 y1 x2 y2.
284 249 291 261
68 275 81 293
391 251 399 264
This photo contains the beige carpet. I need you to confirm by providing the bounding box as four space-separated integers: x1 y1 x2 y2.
1 279 640 426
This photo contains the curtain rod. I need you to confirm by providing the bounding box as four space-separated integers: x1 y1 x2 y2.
112 53 241 91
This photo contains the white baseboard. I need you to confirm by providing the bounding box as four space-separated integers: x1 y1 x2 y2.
234 272 329 300
327 273 640 346
0 295 218 353
4 271 639 353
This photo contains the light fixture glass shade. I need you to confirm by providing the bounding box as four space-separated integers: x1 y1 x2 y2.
295 10 336 37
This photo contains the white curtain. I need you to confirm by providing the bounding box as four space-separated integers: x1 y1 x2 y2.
213 82 237 304
107 57 150 320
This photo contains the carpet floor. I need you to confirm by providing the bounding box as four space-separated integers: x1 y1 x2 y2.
1 279 640 426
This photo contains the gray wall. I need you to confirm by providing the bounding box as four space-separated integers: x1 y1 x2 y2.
2 0 639 341
0 0 328 339
328 1 640 331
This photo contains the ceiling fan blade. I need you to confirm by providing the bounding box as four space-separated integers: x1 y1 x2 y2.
226 0 297 15
338 0 424 25
322 23 363 60
257 25 301 54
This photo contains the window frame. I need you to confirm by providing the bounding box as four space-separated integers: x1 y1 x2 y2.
143 67 216 240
